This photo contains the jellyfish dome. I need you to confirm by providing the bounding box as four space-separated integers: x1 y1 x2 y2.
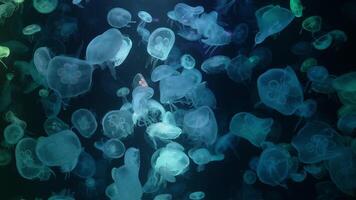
72 151 96 178
185 82 217 109
257 66 304 115
94 138 126 159
302 16 322 33
226 55 257 82
189 191 205 200
138 11 152 23
154 194 172 200
168 3 204 26
22 24 41 36
201 55 231 74
71 108 97 138
4 123 24 145
102 110 134 139
188 148 224 166
181 54 196 69
33 0 58 14
107 7 133 29
307 66 329 82
47 56 94 98
132 86 155 124
34 47 52 77
43 116 69 135
151 65 178 82
147 27 175 61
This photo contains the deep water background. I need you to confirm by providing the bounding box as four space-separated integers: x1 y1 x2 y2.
0 0 355 199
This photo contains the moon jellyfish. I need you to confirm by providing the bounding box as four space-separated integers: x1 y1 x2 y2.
47 56 94 98
257 145 291 187
301 16 322 34
132 86 156 125
243 170 257 185
151 65 178 82
291 121 341 164
138 11 152 23
188 148 223 171
0 148 11 166
102 110 134 139
167 3 204 26
147 27 175 61
146 121 182 149
154 194 172 200
152 142 189 182
180 54 196 69
257 66 304 115
22 24 41 36
229 112 273 147
0 45 10 69
71 108 97 138
328 29 348 45
72 151 96 178
183 106 217 145
254 5 295 45
107 7 134 29
116 87 130 104
290 0 304 17
232 23 249 44
94 138 126 159
301 57 318 72
307 66 329 82
189 191 205 200
312 33 333 50
332 72 356 105
112 35 132 68
185 82 217 109
33 0 58 14
337 113 356 135
34 47 52 77
36 130 81 172
201 55 230 74
3 123 24 145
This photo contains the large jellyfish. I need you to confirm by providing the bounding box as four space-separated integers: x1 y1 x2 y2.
147 27 175 61
151 65 178 82
47 56 94 98
101 110 134 139
312 33 333 50
107 7 134 29
337 113 356 135
71 108 97 138
185 82 217 109
34 47 52 77
189 191 206 200
43 116 69 135
167 3 204 26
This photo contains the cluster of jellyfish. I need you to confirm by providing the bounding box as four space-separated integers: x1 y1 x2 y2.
0 0 355 199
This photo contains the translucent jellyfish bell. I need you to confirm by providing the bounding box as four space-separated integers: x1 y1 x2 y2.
102 110 134 139
226 55 257 82
290 0 304 17
22 24 41 36
138 11 153 23
72 151 96 178
3 123 24 145
4 111 27 130
116 87 130 104
301 16 322 33
168 3 204 26
307 66 329 82
0 45 10 69
146 122 182 149
34 47 52 77
243 170 257 185
47 56 94 98
33 0 58 14
151 64 178 82
201 55 231 74
312 33 333 50
71 108 97 138
188 148 224 170
94 138 126 159
147 27 175 61
154 194 172 200
107 7 135 29
332 72 356 105
180 54 196 69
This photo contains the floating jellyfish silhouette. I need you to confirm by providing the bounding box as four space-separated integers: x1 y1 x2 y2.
0 148 11 166
116 87 130 104
188 147 224 171
312 33 333 50
243 170 257 185
22 24 41 36
159 73 196 104
180 54 196 69
257 66 304 115
40 90 62 117
146 121 182 149
167 3 204 26
3 123 24 145
138 11 152 23
183 106 217 145
0 45 10 69
112 35 132 70
229 112 273 147
307 66 329 82
33 0 58 14
132 86 155 125
34 47 52 77
102 110 134 139
290 0 304 17
185 82 217 109
154 194 172 200
147 27 175 61
133 72 149 88
301 16 322 34
257 146 291 187
291 121 341 164
249 47 273 67
295 99 317 118
328 29 348 45
201 55 230 74
254 5 295 45
94 138 126 159
72 151 96 178
0 40 29 56
151 65 178 82
332 72 356 105
232 23 249 44
47 56 94 98
189 191 205 200
227 55 257 82
36 130 82 172
107 7 135 29
71 108 97 138
337 113 356 135
300 57 318 72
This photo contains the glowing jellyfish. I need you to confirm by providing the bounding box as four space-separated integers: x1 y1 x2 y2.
34 47 52 77
188 148 224 171
307 66 329 82
102 110 134 139
72 151 96 178
0 45 10 69
138 11 152 23
167 3 204 26
185 82 216 109
4 111 27 130
189 191 205 200
291 121 341 164
116 87 130 104
3 123 24 145
112 35 132 68
332 72 356 105
107 7 134 29
254 5 294 44
94 138 126 159
180 54 196 69
226 55 257 82
151 65 178 82
154 194 172 200
36 130 82 172
47 56 94 98
290 0 304 17
243 170 257 185
0 148 11 166
133 73 149 88
229 112 273 147
257 66 304 115
312 33 333 50
301 16 322 33
33 0 58 14
232 23 249 44
22 24 41 36
146 122 182 149
151 142 189 182
337 113 356 135
177 26 202 41
71 108 97 138
0 40 29 55
257 146 291 187
201 55 230 74
147 27 175 61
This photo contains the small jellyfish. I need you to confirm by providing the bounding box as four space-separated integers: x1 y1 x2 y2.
188 147 224 171
3 123 24 145
34 47 52 77
290 0 304 17
43 116 69 135
147 27 175 61
300 57 318 72
295 99 317 118
22 24 41 36
33 0 58 14
243 170 257 185
185 82 217 109
71 108 97 138
0 45 10 69
138 11 153 23
307 66 329 82
4 111 27 130
180 54 196 69
151 65 178 82
116 87 130 104
102 110 134 139
107 7 135 29
94 138 126 159
154 194 172 200
201 55 231 74
189 191 205 200
301 16 322 34
328 29 348 45
146 122 182 149
312 33 333 50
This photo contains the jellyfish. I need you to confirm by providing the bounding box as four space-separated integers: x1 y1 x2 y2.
257 145 291 187
291 121 341 164
0 40 29 55
116 87 130 104
307 66 329 82
107 7 135 29
185 82 217 109
226 55 257 82
152 142 189 183
337 113 356 135
138 11 152 23
4 110 26 129
232 23 249 44
188 148 224 171
0 73 13 112
40 90 61 117
249 47 273 68
257 66 304 115
151 65 178 82
34 47 52 77
146 122 182 149
22 24 41 36
111 35 132 69
72 151 96 178
180 54 196 70
131 85 156 125
94 138 126 159
102 110 134 139
167 3 204 26
71 108 97 138
201 55 230 74
43 116 69 135
154 194 172 200
47 56 94 98
183 106 218 145
33 0 58 14
132 73 149 88
243 170 257 185
36 130 82 172
3 123 24 145
300 57 318 72
312 33 333 50
0 45 10 69
295 99 317 118
189 191 205 200
147 27 175 62
137 25 151 44
332 72 356 105
254 5 295 45
177 26 202 41
0 148 11 166
290 0 304 17
301 16 322 34
328 29 348 45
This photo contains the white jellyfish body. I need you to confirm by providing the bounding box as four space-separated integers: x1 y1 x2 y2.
102 110 134 139
147 27 175 61
71 108 97 138
107 7 134 29
34 47 52 77
94 138 126 159
146 122 182 149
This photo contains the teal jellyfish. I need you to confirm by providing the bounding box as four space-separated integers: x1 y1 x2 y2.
255 5 295 44
3 123 24 145
307 66 329 82
33 0 58 14
185 82 217 109
94 138 126 159
40 91 62 117
167 3 204 26
146 121 182 149
22 24 41 36
243 170 257 185
290 0 304 18
107 7 135 29
226 55 257 82
295 99 317 118
71 108 97 138
180 54 196 69
301 16 322 34
188 147 224 171
47 56 94 98
72 151 96 178
138 11 152 23
232 23 249 44
229 112 274 147
154 194 172 200
102 110 134 139
189 191 205 200
332 72 356 105
201 55 231 74
116 87 130 104
151 64 178 82
147 27 175 61
34 47 52 77
312 33 333 50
